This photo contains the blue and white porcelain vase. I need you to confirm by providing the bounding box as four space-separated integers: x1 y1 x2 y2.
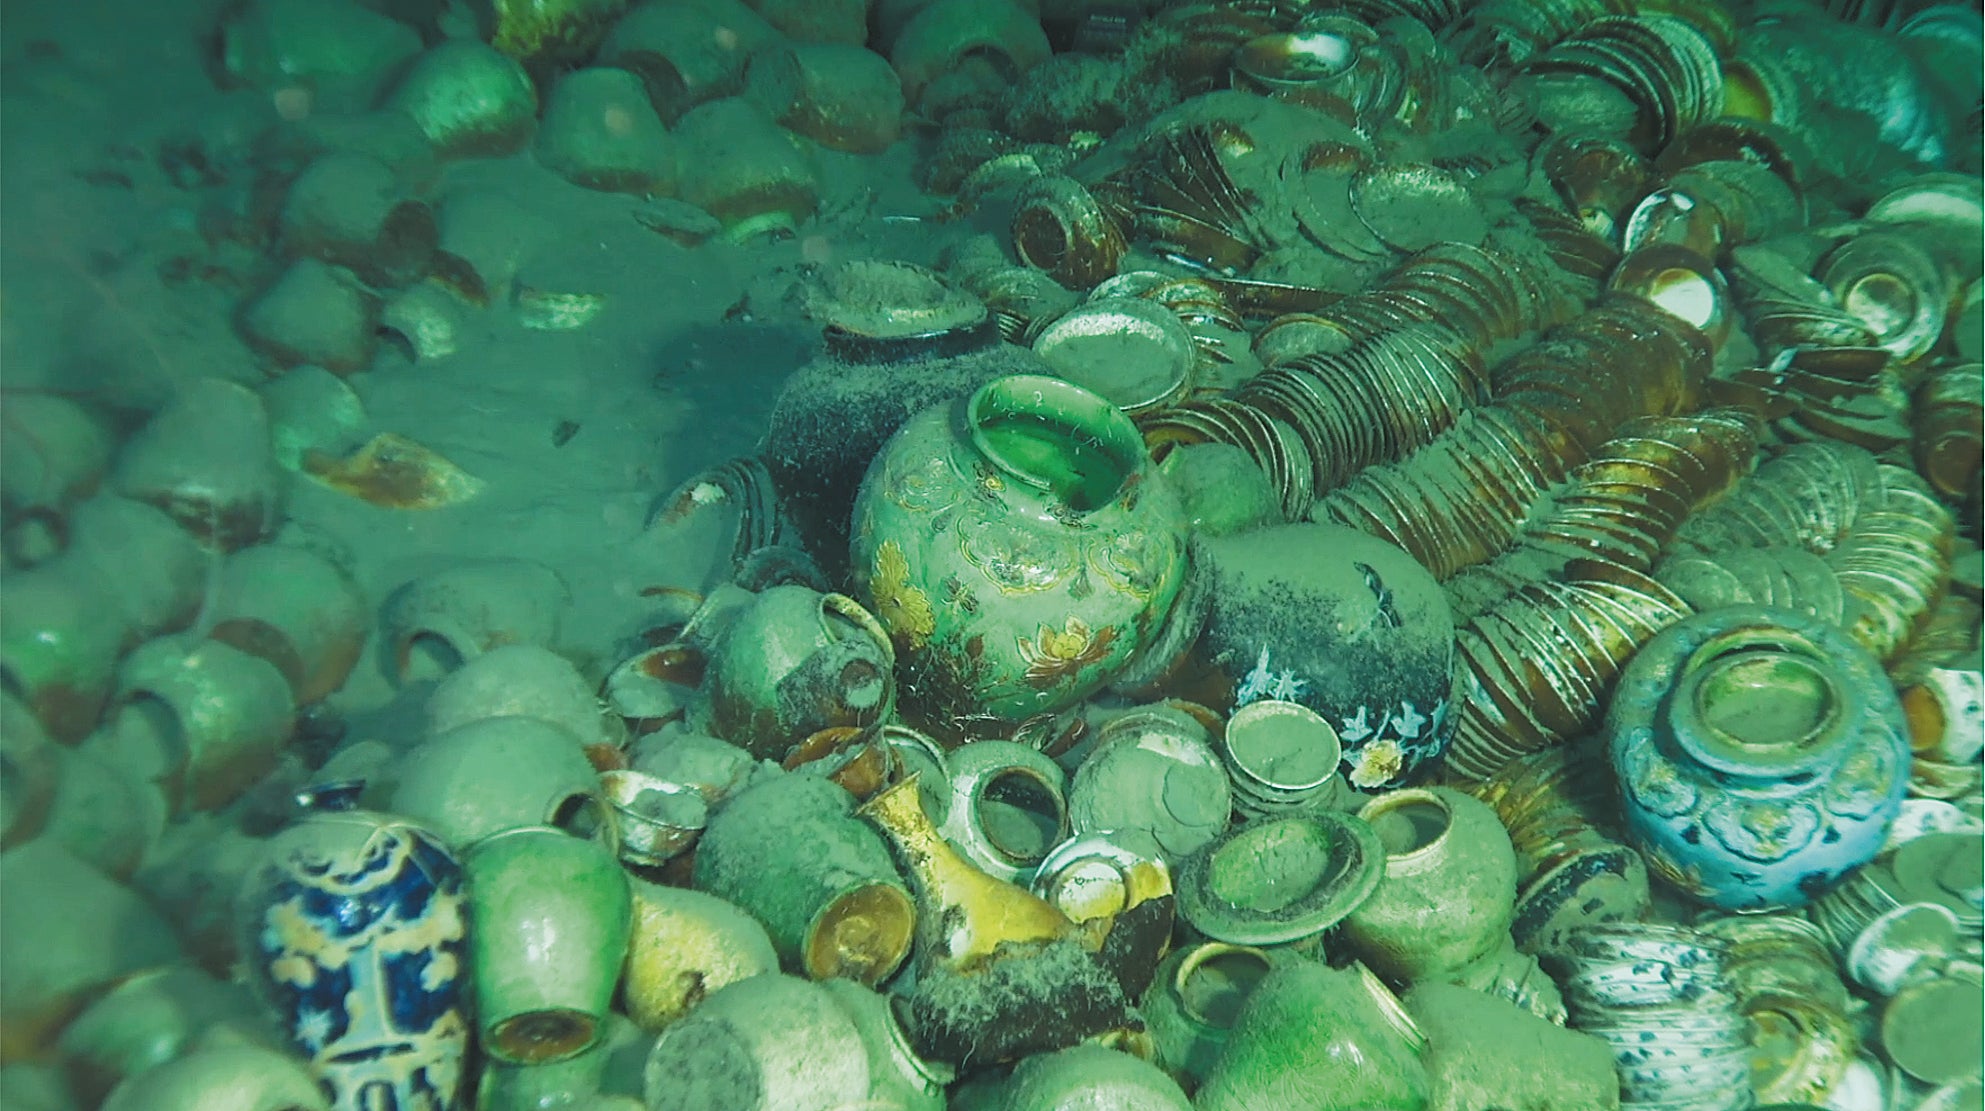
237 791 469 1111
1605 605 1911 911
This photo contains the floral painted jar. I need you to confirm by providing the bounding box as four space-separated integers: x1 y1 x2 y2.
1605 604 1912 911
1197 523 1459 791
236 805 469 1111
850 375 1191 732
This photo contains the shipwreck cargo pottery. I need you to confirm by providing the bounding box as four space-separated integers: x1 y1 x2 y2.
670 97 820 243
58 964 282 1107
425 643 617 753
237 808 469 1110
218 0 423 111
535 67 679 195
380 558 570 685
850 374 1190 731
0 393 111 526
110 377 283 551
939 739 1069 883
696 584 896 761
1067 703 1231 861
386 39 539 159
1343 786 1521 983
98 1043 332 1111
0 840 183 1061
998 1044 1192 1111
621 879 777 1033
57 496 208 644
745 42 906 154
206 543 368 706
109 634 296 814
237 258 383 375
277 151 438 289
1198 523 1459 790
1174 808 1384 946
1195 959 1430 1111
387 715 604 849
691 771 915 986
641 973 870 1111
465 826 632 1064
1606 604 1912 910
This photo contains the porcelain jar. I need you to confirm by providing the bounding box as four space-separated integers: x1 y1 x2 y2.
236 808 470 1111
1197 523 1459 791
850 375 1190 732
1342 786 1520 983
1605 604 1912 911
1195 959 1431 1111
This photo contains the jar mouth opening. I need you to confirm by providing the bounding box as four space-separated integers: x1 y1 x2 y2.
1676 628 1850 776
489 1008 600 1064
809 881 914 985
966 375 1143 513
1357 789 1453 862
972 766 1067 866
1177 942 1274 1027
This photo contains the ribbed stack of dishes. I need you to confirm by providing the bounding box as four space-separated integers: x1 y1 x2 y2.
1136 397 1315 522
1444 562 1694 781
1229 324 1485 493
1464 744 1652 957
1656 441 1956 668
1555 923 1756 1111
1215 700 1356 822
1313 403 1580 579
1520 15 1727 149
1442 408 1760 620
1284 241 1579 352
1445 0 1647 67
1696 914 1859 1105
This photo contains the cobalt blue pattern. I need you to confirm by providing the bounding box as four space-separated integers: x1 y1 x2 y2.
242 810 470 1111
1605 606 1910 912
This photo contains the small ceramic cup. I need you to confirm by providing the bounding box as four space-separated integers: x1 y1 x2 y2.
600 769 707 869
466 826 633 1065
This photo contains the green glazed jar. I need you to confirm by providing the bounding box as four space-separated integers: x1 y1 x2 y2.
1140 942 1291 1092
465 827 632 1066
1341 787 1520 984
850 375 1190 731
1196 960 1431 1111
690 771 915 988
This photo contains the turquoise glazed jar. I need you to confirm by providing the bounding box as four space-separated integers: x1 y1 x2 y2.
236 806 469 1111
850 375 1190 732
1605 604 1911 911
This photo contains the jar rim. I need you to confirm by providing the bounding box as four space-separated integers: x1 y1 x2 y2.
965 375 1144 511
1671 627 1854 778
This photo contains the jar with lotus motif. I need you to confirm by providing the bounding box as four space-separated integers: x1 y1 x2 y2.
850 375 1190 733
